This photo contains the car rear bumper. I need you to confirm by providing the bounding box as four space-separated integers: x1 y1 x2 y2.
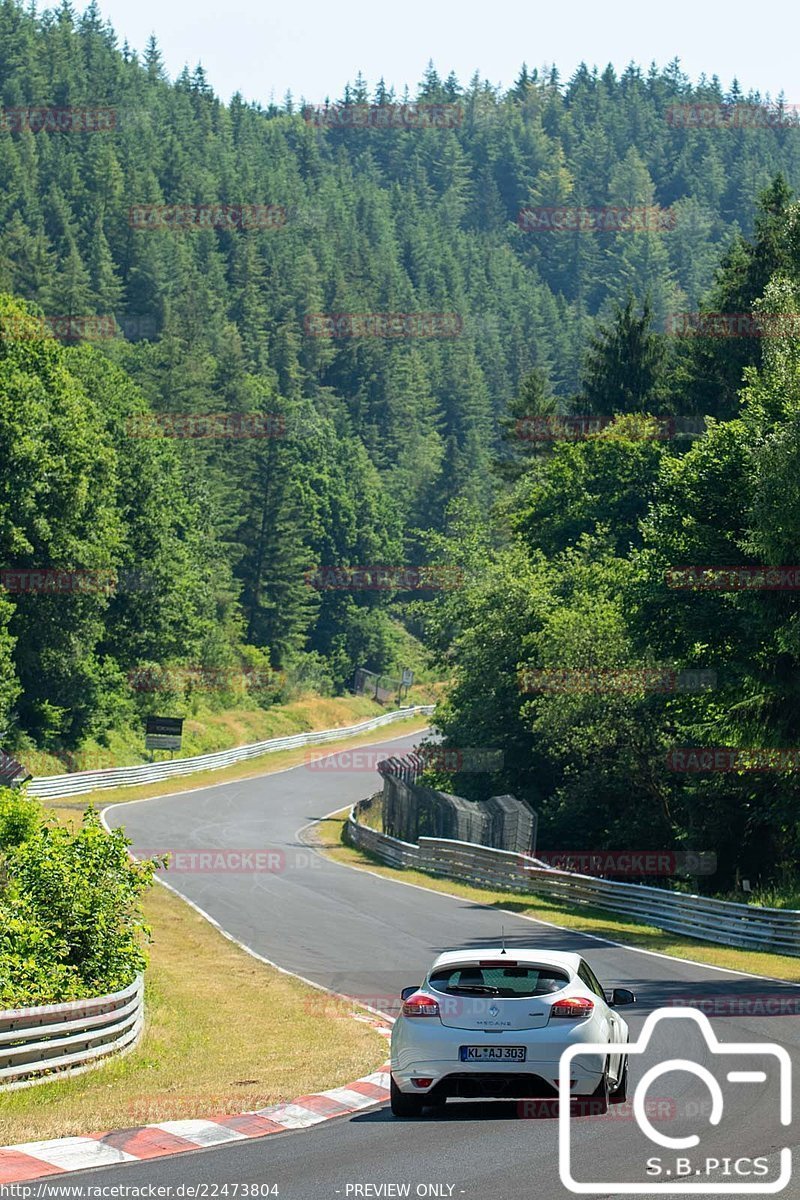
411 1072 562 1101
391 1016 615 1096
391 1054 605 1097
390 1010 624 1098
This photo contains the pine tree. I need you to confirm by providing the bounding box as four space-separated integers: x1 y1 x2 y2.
495 368 558 480
578 296 666 415
683 175 796 418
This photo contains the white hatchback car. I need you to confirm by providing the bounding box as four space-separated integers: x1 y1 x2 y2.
390 947 634 1117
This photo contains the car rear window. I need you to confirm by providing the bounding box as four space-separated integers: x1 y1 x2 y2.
428 965 569 997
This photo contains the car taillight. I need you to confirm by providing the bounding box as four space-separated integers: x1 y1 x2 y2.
550 997 594 1019
402 992 440 1018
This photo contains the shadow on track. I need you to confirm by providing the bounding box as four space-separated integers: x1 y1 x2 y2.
350 1099 545 1123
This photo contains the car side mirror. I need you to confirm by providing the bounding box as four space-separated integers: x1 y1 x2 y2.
608 987 636 1007
401 985 419 1001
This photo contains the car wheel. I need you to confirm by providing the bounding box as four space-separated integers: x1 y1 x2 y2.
610 1055 628 1104
589 1068 610 1115
390 1076 425 1118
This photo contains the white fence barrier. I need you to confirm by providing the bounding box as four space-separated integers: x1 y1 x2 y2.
347 807 800 957
26 706 435 800
0 975 144 1091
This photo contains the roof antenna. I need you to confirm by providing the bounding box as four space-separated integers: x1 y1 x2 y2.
500 925 507 955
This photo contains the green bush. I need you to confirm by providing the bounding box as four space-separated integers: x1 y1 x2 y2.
0 792 159 1008
0 892 77 1007
0 792 43 849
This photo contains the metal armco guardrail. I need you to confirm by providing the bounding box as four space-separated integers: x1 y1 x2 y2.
347 805 800 957
26 706 435 799
0 974 144 1091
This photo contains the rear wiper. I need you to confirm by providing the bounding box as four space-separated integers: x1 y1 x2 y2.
448 984 500 995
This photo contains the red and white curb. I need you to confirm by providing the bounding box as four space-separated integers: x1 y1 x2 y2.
0 1059 391 1182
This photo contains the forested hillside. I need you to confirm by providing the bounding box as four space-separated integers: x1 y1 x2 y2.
422 185 800 894
2 0 800 774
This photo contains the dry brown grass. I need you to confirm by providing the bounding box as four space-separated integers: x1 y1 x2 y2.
0 884 388 1144
25 689 436 778
0 716 436 1144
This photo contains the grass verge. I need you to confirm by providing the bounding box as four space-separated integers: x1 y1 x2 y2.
50 712 431 811
0 882 388 1145
1 718 439 1143
20 688 437 778
311 811 800 985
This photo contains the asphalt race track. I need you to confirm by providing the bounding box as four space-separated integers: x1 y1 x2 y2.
40 730 800 1199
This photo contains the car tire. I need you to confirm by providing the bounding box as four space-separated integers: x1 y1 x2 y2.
589 1068 610 1115
390 1076 425 1118
610 1054 628 1104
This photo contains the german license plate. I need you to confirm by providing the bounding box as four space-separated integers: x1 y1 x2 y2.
459 1045 526 1062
